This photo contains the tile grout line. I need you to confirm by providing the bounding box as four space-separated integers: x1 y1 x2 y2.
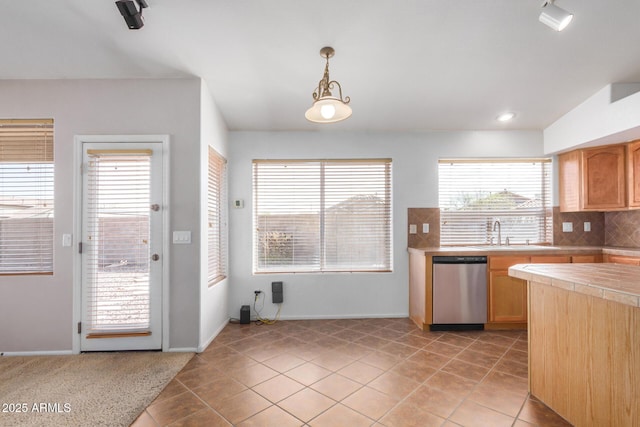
143 322 539 427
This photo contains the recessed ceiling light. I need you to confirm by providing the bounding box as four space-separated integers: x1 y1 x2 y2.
496 112 516 122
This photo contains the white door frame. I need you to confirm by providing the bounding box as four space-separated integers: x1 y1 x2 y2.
72 135 170 354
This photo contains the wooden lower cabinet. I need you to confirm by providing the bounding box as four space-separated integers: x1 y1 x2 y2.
530 255 571 263
487 254 593 328
409 250 605 332
487 256 530 327
571 254 603 263
488 270 527 323
604 254 640 265
529 281 640 426
408 252 430 330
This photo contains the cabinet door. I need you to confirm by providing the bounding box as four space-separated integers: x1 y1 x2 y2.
530 255 571 263
488 270 527 323
582 145 626 210
628 140 640 208
571 254 602 263
605 255 640 265
559 150 581 212
489 256 530 270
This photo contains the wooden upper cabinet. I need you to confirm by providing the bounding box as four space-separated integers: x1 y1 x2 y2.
558 150 581 212
627 140 640 208
582 145 626 210
559 143 629 212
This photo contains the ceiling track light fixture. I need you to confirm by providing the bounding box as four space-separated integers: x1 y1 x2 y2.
305 47 352 124
116 0 149 30
539 0 573 32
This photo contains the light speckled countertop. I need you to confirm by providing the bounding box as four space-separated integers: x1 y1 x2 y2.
509 263 640 307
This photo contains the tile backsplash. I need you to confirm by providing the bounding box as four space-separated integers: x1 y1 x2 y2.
407 208 440 248
552 207 605 246
605 210 640 247
408 207 640 249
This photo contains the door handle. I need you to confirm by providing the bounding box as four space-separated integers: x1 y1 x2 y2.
151 254 160 261
150 204 160 212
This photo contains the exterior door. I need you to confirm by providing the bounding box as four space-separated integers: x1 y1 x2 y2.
80 142 163 351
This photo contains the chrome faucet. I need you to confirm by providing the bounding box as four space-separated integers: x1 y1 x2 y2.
493 220 501 246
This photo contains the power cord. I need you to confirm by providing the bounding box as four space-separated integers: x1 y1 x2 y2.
253 291 282 325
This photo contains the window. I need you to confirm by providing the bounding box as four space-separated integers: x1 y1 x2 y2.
439 158 552 245
253 159 392 273
0 119 54 274
207 147 227 285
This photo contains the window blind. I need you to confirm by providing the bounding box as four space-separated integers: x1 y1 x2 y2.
207 147 227 285
253 159 392 273
0 119 54 274
85 150 152 333
438 159 552 246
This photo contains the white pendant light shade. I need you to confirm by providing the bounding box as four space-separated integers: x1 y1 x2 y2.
306 47 352 124
305 97 352 123
539 1 573 31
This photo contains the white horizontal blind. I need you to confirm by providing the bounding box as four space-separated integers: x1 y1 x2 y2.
253 159 392 273
207 147 227 285
439 159 552 245
85 150 152 334
0 119 54 274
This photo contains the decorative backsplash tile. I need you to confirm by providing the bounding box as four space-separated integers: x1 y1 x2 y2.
552 207 605 246
605 210 640 247
407 208 440 248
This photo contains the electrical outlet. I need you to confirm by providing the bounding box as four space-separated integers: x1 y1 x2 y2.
409 224 417 234
562 222 573 232
584 221 591 232
422 223 430 233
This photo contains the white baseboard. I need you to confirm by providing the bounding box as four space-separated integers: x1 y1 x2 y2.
274 313 409 320
165 347 198 353
197 319 230 353
1 350 74 357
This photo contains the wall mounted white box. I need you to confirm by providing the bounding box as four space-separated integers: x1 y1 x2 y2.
562 222 573 232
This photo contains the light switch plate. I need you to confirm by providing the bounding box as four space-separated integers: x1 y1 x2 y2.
173 231 192 244
422 223 430 233
562 222 573 233
62 234 72 247
409 224 417 234
584 221 591 232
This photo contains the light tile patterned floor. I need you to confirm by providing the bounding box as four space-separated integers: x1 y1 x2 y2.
132 318 571 426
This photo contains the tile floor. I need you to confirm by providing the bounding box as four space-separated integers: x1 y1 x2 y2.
132 318 571 426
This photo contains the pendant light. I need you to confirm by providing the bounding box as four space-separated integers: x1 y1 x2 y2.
305 47 352 124
539 0 573 32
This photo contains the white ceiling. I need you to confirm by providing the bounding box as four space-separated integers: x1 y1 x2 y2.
2 0 640 132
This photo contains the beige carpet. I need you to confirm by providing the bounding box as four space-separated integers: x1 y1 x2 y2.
0 351 193 427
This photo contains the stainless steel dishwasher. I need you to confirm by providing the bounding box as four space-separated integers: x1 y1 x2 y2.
431 256 487 331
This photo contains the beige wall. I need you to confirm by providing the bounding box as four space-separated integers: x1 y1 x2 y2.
0 79 208 353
